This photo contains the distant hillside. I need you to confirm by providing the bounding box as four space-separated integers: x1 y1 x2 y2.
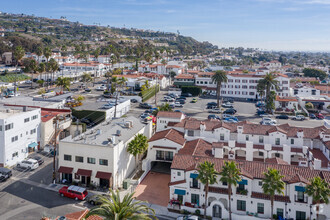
0 12 217 57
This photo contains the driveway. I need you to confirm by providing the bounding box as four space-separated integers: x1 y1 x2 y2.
134 172 170 207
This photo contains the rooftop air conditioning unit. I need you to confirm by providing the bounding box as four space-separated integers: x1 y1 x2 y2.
116 130 121 136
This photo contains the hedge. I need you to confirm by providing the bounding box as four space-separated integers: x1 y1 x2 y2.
141 85 160 102
72 109 106 125
0 73 30 82
181 86 202 96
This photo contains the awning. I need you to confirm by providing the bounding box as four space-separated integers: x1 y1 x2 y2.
76 169 92 177
190 173 198 179
295 186 306 192
96 171 112 180
174 189 186 195
28 142 38 148
237 179 248 185
58 166 73 174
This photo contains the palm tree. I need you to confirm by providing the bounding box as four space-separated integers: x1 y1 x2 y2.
256 82 266 102
81 72 92 86
197 161 218 219
127 134 148 167
36 46 43 63
152 103 173 116
219 161 241 220
43 47 52 87
113 77 127 118
262 168 285 220
55 77 71 92
306 177 330 220
38 63 46 87
257 73 278 112
104 71 112 92
85 189 156 220
211 70 228 108
48 58 59 88
13 46 25 95
28 59 38 89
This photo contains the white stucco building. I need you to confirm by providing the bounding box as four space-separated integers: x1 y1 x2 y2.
58 116 152 189
0 105 41 167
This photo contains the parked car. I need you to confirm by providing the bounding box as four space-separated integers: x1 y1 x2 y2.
59 185 88 201
28 155 44 165
191 98 197 103
25 80 32 84
223 116 238 122
174 102 183 107
222 102 233 108
17 159 39 170
178 96 187 100
177 215 199 220
223 108 237 115
207 102 217 106
316 113 324 119
224 118 238 123
87 194 109 205
276 115 289 119
96 85 106 91
139 103 152 109
262 121 277 126
176 99 185 104
292 115 305 121
309 113 316 119
174 110 185 114
208 114 221 120
0 167 12 182
181 93 192 97
208 108 221 113
130 98 138 103
101 103 114 109
255 101 265 107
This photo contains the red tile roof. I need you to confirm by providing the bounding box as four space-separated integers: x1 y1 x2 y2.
168 179 186 186
149 129 185 145
65 209 103 220
310 148 329 168
179 139 213 157
157 111 183 118
175 74 194 79
265 157 289 165
276 96 298 102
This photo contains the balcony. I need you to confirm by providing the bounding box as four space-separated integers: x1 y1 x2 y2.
295 195 308 203
190 182 200 189
156 156 173 162
236 188 248 195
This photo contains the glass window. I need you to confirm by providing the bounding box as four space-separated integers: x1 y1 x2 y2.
99 159 108 166
296 211 306 220
257 203 264 214
297 191 304 201
259 136 264 143
277 208 284 218
87 157 96 164
259 181 262 186
237 200 246 211
187 130 194 136
156 150 164 160
177 171 181 176
24 118 30 123
275 138 280 145
275 153 280 158
165 151 173 161
64 154 72 161
223 181 227 186
246 135 249 141
75 156 83 163
291 139 294 145
220 133 224 141
191 194 199 204
259 151 264 156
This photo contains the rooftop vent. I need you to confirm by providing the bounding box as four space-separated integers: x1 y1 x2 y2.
116 130 121 136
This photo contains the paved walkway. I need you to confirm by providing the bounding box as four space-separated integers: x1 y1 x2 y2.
134 171 171 207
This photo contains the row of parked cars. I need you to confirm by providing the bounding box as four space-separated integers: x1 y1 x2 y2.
207 101 237 115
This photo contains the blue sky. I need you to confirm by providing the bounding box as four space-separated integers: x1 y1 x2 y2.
2 0 330 51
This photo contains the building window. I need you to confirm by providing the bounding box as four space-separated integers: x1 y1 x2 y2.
187 130 194 136
30 128 36 135
165 151 173 161
275 138 280 145
275 153 280 158
5 123 13 131
312 90 316 95
259 181 262 186
99 159 108 166
156 150 164 160
258 151 264 157
246 135 249 141
296 211 306 220
87 157 96 164
0 125 2 131
191 194 199 204
75 156 84 163
220 133 224 141
277 208 284 218
12 152 18 157
257 203 264 214
64 154 72 161
223 181 227 186
24 118 30 123
291 139 294 145
11 135 18 142
237 200 246 211
259 136 264 143
32 115 38 120
177 171 181 176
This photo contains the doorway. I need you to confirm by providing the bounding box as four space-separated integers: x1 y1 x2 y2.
213 204 222 218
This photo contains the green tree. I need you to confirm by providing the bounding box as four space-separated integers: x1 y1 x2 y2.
141 80 150 92
81 72 92 85
85 190 156 220
197 161 218 219
38 63 46 87
127 134 149 166
266 91 276 112
256 82 266 101
257 73 278 112
48 58 59 88
219 161 241 220
305 177 330 220
55 77 71 92
13 46 25 95
27 59 38 88
211 70 228 108
152 103 173 116
262 168 285 220
36 46 43 63
303 68 327 80
43 47 52 62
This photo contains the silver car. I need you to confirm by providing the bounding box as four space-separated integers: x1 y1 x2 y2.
17 159 39 170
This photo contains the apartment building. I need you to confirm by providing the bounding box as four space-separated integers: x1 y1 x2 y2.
195 72 290 99
0 106 41 167
58 116 152 189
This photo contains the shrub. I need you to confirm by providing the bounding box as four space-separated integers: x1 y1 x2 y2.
183 209 190 215
305 102 314 109
194 209 201 215
140 85 159 102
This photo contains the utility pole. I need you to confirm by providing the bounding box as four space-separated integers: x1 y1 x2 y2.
52 119 59 183
154 76 158 107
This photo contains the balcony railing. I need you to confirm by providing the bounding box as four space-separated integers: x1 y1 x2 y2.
236 188 248 195
295 195 308 203
156 156 173 161
190 182 200 189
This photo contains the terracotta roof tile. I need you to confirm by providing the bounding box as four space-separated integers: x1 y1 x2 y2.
265 157 289 165
157 111 183 118
168 179 186 186
149 129 185 145
310 148 329 168
178 139 213 157
288 174 310 184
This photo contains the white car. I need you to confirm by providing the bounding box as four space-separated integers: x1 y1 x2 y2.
17 159 39 170
261 117 277 125
102 104 114 109
25 80 32 84
96 85 106 91
292 115 305 121
222 102 233 108
209 108 221 113
177 215 199 220
174 102 183 107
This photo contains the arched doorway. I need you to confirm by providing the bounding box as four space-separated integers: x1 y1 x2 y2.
213 204 222 218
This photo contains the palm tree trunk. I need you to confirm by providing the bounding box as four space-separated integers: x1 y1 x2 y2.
316 204 319 220
217 83 220 108
271 196 274 220
204 183 208 219
228 185 232 220
15 63 18 96
114 86 118 118
31 72 34 89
